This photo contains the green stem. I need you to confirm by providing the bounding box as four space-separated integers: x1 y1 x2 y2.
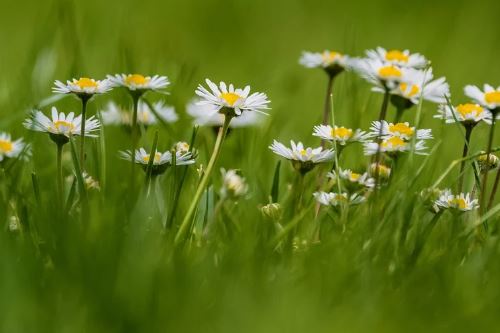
79 97 89 171
458 125 474 192
130 94 141 190
373 89 390 188
175 115 232 244
480 118 496 214
57 143 64 207
394 106 405 123
321 75 335 147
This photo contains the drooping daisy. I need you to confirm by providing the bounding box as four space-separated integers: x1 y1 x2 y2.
369 121 432 140
327 169 375 189
351 58 409 90
312 125 370 145
299 50 351 76
366 47 428 68
434 189 478 212
24 107 100 144
195 79 270 117
53 77 112 97
364 136 428 156
107 74 170 93
313 191 365 207
269 140 334 174
220 168 248 199
186 98 263 128
0 132 29 162
434 103 489 125
120 148 195 175
101 100 178 127
464 84 500 112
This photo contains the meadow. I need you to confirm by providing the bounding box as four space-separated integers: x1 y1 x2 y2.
2 0 500 332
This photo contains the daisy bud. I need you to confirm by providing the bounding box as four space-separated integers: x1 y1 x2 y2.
369 163 391 180
220 168 248 199
261 203 282 221
477 151 499 173
83 172 100 191
8 215 20 233
174 141 190 154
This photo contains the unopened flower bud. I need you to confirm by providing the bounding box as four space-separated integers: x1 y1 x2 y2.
477 151 499 173
369 163 391 180
261 203 282 221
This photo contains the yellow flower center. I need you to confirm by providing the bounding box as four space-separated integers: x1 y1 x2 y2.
176 142 189 152
378 66 402 79
220 92 242 106
450 197 467 210
53 120 75 132
0 139 13 153
350 173 361 181
385 50 409 63
485 91 500 104
125 74 150 86
335 195 348 202
399 83 420 97
300 149 307 156
456 103 483 117
382 136 406 149
75 77 98 89
332 127 353 139
389 123 414 137
142 152 162 163
322 51 341 64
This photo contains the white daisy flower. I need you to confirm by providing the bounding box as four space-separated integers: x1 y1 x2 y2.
107 74 170 92
0 132 29 162
434 103 490 125
24 107 100 141
435 189 478 212
101 100 178 126
390 69 449 105
366 47 428 68
364 136 428 156
351 58 410 90
53 77 112 96
220 168 248 199
369 121 432 140
327 169 375 189
186 98 263 128
173 141 190 154
195 79 270 117
313 191 365 207
269 140 334 174
120 148 195 175
312 125 370 145
299 50 351 75
464 84 500 111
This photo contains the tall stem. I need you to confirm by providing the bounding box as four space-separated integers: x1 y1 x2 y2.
394 106 405 123
57 143 64 207
321 75 334 148
130 94 141 189
373 89 390 189
79 97 89 170
480 118 496 214
175 115 232 244
458 125 474 192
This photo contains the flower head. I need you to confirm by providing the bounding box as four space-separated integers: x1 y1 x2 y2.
435 103 489 125
299 50 351 76
464 84 500 111
327 169 375 189
366 47 428 68
24 107 100 144
101 101 178 127
435 189 478 212
351 58 409 90
82 172 100 191
269 140 334 174
364 136 428 156
195 79 270 117
369 121 432 140
220 168 248 199
477 151 500 173
120 147 195 175
107 74 170 93
312 125 370 145
369 163 391 180
313 191 365 207
389 69 449 106
0 132 29 162
53 77 112 97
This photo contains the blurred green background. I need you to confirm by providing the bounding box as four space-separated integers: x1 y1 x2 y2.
2 0 500 332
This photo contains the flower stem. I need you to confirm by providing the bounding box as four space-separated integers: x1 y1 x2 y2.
321 75 335 148
79 97 89 171
56 142 64 207
130 94 141 189
394 106 405 123
458 124 474 192
480 117 496 214
175 115 232 245
373 89 390 188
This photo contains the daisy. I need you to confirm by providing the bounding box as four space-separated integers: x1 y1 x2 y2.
369 121 432 140
107 74 170 93
366 47 428 68
477 151 500 173
0 132 29 162
101 100 178 127
173 141 190 154
195 79 270 117
82 172 100 191
299 50 351 76
53 77 112 97
269 140 334 174
369 163 391 179
313 191 365 207
364 136 428 156
390 69 449 106
464 84 500 112
351 58 409 90
327 169 375 189
434 189 478 212
220 168 248 199
186 98 263 128
24 107 100 144
120 148 195 175
434 103 489 125
312 125 370 145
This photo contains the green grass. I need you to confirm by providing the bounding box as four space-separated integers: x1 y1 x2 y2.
2 0 500 332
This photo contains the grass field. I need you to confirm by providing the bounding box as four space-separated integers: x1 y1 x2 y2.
2 0 500 332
